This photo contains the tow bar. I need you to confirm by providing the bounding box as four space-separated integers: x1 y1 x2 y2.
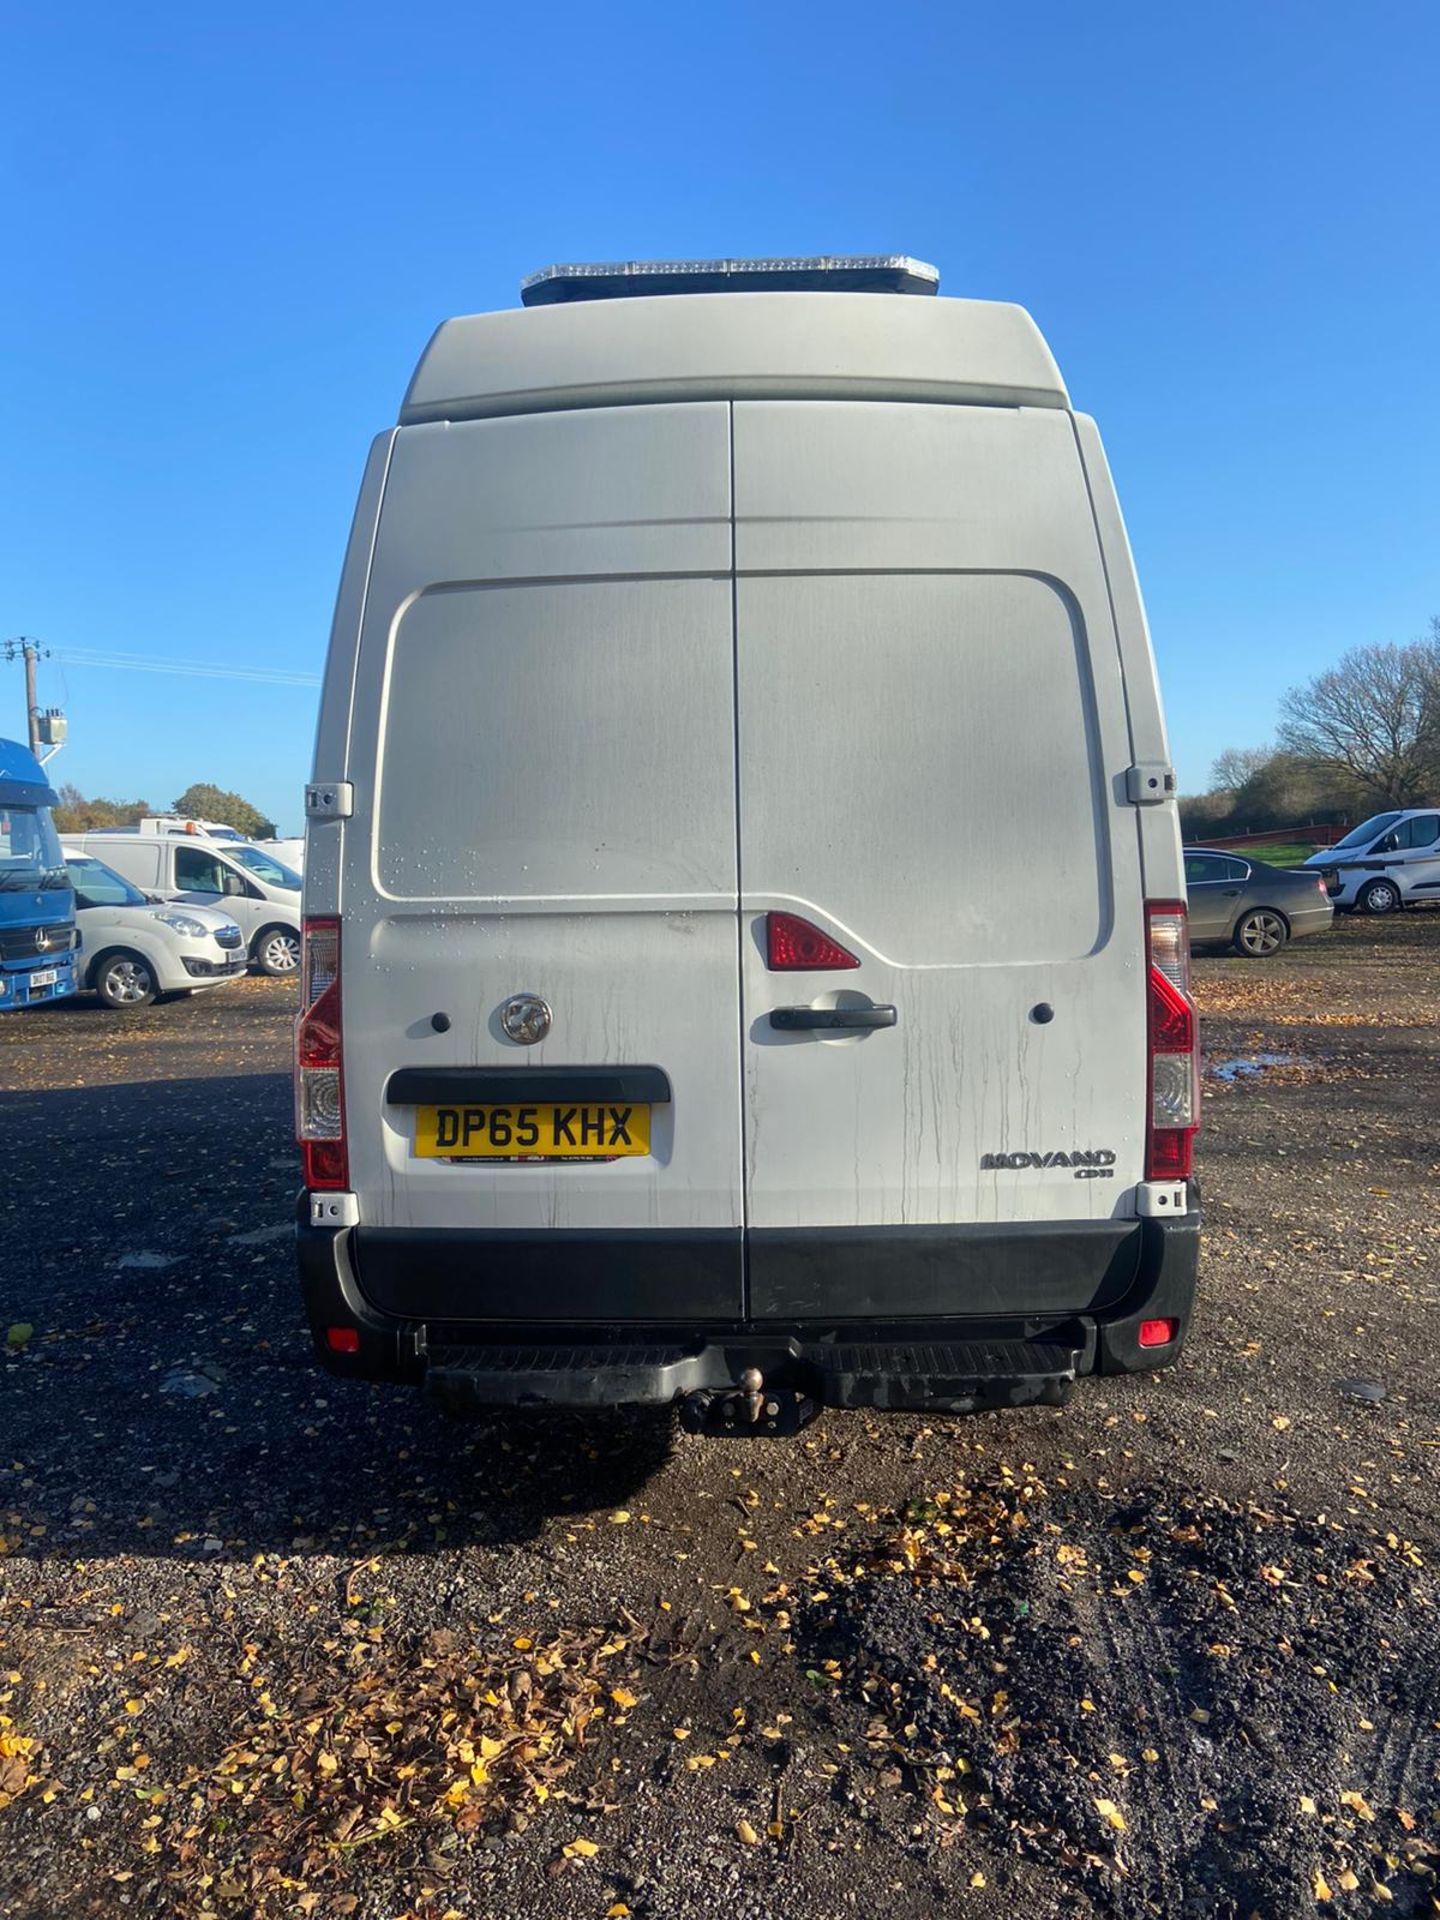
678 1367 819 1437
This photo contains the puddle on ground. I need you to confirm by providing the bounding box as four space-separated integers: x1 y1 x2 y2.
1205 1051 1309 1083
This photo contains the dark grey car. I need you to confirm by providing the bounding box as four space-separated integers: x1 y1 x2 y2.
1184 849 1335 957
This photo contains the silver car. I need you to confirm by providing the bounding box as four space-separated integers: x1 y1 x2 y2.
1184 848 1334 957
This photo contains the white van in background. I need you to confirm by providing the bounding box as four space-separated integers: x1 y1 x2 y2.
63 850 249 1007
296 255 1199 1429
66 827 303 975
258 836 305 873
1303 808 1440 913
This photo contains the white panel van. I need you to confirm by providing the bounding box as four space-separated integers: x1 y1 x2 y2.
1302 808 1440 914
66 828 303 975
296 257 1200 1430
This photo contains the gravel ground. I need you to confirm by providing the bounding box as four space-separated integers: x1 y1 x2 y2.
1 919 1437 1920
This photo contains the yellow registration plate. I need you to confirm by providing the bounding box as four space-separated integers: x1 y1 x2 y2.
414 1102 651 1159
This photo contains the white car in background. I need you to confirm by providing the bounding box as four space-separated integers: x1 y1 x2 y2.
64 852 249 1008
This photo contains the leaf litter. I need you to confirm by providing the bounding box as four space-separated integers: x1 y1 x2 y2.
770 1466 1439 1917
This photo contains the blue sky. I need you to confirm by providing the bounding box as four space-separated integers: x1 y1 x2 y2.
4 1 1437 832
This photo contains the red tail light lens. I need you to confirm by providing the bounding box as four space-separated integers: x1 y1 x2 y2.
765 911 860 971
1145 901 1199 1182
296 917 348 1191
1138 1317 1178 1349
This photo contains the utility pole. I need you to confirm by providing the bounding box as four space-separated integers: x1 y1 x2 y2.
22 640 39 755
3 638 64 761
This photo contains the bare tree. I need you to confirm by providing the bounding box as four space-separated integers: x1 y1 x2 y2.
1209 744 1273 792
1277 635 1440 806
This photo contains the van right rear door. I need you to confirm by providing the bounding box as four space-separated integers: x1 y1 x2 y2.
732 401 1149 1321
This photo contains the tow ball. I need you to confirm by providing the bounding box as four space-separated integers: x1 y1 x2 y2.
679 1368 818 1437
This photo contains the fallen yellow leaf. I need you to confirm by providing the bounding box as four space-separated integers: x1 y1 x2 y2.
610 1510 631 1525
563 1835 599 1859
1094 1798 1127 1833
736 1818 761 1846
610 1687 639 1710
123 1699 142 1716
1313 1870 1333 1901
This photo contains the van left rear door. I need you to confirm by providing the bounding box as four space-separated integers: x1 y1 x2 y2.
339 404 745 1323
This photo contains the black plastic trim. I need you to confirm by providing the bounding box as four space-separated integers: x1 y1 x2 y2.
748 1220 1143 1321
295 1208 1201 1396
386 1065 673 1106
352 1225 743 1322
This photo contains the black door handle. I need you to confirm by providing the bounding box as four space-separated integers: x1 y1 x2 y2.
1223 888 1241 897
769 1005 898 1031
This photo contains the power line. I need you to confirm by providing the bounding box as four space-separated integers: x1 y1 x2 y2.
53 647 321 689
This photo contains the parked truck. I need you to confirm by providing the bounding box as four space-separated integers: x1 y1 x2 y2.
0 738 78 1008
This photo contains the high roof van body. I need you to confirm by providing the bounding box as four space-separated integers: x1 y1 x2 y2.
296 258 1200 1430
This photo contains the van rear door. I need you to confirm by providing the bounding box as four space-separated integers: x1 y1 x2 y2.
341 404 745 1321
733 402 1147 1320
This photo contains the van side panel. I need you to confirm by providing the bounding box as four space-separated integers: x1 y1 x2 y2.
305 430 396 921
733 402 1147 1312
336 404 745 1318
75 838 162 890
1070 414 1185 902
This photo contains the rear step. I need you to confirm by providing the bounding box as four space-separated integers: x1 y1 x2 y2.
423 1337 1079 1427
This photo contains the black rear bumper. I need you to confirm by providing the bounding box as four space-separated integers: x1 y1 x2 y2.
295 1200 1200 1413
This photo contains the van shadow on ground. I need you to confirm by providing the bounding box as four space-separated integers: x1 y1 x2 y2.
0 1072 675 1563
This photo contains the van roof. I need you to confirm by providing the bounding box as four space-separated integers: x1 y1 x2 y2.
400 292 1069 426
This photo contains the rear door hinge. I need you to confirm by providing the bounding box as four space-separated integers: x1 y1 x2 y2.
1136 1180 1188 1218
306 780 354 820
1125 763 1176 805
310 1190 359 1227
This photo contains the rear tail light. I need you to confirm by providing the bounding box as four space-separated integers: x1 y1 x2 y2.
1145 901 1199 1181
296 917 348 1190
765 911 860 971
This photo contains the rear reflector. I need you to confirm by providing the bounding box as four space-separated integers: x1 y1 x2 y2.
325 1326 361 1354
765 911 860 971
1145 901 1199 1182
296 917 348 1191
1138 1317 1178 1349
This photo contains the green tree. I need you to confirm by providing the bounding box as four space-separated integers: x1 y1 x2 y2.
51 784 151 833
172 783 277 839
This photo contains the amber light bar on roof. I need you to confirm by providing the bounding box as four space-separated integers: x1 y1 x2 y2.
520 255 941 306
